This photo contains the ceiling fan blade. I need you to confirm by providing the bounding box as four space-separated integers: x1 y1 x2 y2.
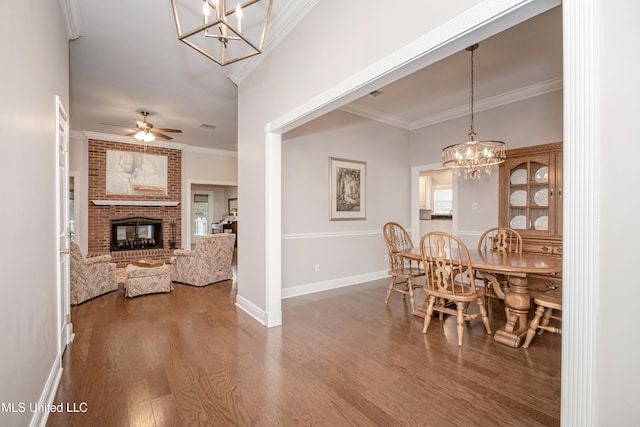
135 120 146 128
154 127 182 133
150 130 172 140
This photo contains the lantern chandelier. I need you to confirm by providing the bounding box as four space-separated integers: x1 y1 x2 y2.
442 44 506 179
170 0 273 66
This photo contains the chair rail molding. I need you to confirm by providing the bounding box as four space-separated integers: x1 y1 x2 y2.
282 229 383 240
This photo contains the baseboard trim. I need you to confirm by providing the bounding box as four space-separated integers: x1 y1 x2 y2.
29 356 63 427
282 270 388 299
235 295 269 326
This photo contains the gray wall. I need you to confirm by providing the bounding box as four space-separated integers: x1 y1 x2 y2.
281 110 410 295
280 91 562 289
0 3 70 426
410 90 563 246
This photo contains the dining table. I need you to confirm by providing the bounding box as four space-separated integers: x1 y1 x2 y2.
399 247 563 348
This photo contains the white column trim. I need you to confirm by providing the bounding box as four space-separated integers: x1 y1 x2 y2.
265 130 282 327
561 1 599 425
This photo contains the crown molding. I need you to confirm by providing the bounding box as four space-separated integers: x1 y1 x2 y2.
340 77 563 131
338 104 415 130
183 145 238 157
80 131 188 150
227 0 320 85
61 0 84 40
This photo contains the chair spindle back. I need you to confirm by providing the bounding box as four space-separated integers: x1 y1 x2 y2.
420 232 477 297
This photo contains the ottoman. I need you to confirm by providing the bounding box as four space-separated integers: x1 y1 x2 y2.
125 263 172 297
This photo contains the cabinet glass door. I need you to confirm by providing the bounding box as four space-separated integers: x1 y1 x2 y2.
506 155 552 236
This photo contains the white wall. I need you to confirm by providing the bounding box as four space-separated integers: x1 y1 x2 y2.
281 110 410 294
0 2 70 426
597 0 640 423
181 147 237 183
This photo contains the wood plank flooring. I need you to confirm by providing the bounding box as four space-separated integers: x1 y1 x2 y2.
47 279 560 426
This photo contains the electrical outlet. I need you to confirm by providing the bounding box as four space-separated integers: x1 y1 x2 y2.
314 264 320 273
472 202 478 210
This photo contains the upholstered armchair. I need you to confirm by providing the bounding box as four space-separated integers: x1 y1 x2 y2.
70 241 118 305
171 233 235 287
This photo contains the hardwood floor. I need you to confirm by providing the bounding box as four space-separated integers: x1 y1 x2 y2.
47 279 560 426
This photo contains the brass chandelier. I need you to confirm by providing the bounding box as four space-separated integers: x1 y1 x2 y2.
442 44 506 179
170 0 273 66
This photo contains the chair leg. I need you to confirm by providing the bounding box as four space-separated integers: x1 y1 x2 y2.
456 302 465 347
523 305 545 348
538 307 554 336
422 296 436 334
385 276 396 304
476 298 492 335
407 278 415 314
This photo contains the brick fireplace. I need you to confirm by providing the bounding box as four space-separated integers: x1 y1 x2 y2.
88 139 181 266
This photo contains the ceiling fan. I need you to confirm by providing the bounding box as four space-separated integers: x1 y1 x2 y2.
101 111 182 142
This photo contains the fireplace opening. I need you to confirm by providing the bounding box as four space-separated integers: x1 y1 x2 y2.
110 217 163 251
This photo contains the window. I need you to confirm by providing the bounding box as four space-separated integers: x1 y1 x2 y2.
432 187 453 216
193 194 209 236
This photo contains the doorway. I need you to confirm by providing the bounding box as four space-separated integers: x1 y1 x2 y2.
418 167 454 237
192 190 214 249
187 183 238 249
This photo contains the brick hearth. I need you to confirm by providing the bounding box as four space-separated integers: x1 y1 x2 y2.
88 139 182 267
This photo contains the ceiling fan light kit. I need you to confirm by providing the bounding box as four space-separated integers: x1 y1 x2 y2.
170 0 273 66
102 111 182 142
442 44 506 179
134 129 156 143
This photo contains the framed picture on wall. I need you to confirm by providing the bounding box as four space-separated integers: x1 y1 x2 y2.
329 157 366 220
105 150 168 196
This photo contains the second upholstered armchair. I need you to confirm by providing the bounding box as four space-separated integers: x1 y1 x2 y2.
70 241 118 305
170 233 235 287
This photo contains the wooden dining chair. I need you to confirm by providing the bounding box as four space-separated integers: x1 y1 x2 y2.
476 227 523 306
522 289 562 348
382 222 425 314
420 232 491 347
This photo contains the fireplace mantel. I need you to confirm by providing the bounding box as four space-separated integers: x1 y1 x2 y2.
92 200 180 206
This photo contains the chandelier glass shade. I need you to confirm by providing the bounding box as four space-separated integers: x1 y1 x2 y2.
442 137 506 179
170 0 273 66
442 44 506 179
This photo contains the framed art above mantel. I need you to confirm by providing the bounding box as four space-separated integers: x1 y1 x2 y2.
105 150 168 196
329 157 366 221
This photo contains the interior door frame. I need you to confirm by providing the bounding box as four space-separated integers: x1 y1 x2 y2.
56 95 73 358
410 163 457 245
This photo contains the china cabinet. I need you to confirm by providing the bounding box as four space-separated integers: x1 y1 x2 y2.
498 142 563 290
